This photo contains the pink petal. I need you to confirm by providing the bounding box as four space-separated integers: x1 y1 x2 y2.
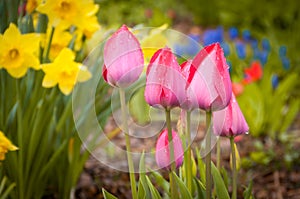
189 43 232 111
103 24 144 87
155 129 184 170
145 47 185 108
213 93 249 137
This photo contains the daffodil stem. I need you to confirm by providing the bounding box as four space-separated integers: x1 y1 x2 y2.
185 110 192 193
217 138 221 171
165 108 177 199
119 88 137 199
44 26 55 63
205 111 212 199
230 137 237 199
16 79 24 199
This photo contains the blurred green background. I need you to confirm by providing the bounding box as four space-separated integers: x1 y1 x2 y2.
97 0 300 71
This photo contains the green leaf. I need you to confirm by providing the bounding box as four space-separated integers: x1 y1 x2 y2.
102 188 118 199
146 176 162 199
195 147 206 184
280 99 300 133
139 152 151 199
211 162 230 199
243 181 253 199
194 178 205 199
137 179 146 199
150 170 170 194
172 172 193 199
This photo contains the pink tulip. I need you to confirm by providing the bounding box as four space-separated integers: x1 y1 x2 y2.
144 47 185 108
187 43 232 111
213 93 249 137
103 24 144 87
180 60 198 110
155 129 184 170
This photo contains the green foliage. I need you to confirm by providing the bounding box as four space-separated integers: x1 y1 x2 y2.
102 188 118 199
0 176 15 199
211 162 230 199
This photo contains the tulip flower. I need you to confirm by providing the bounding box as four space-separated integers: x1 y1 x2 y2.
103 25 144 87
155 129 184 170
213 93 249 137
187 42 232 112
144 47 185 108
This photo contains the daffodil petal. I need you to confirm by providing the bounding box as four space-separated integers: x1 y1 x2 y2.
3 24 21 44
6 65 28 78
42 75 57 88
77 66 92 82
59 84 73 95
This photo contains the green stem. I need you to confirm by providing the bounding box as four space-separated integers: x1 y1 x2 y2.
43 26 55 63
217 138 221 171
205 111 212 199
119 88 137 199
165 108 177 199
185 110 192 193
16 79 24 199
230 137 237 199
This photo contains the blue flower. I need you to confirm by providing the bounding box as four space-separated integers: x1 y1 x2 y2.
279 45 287 57
228 27 238 40
271 74 279 89
262 38 271 52
259 50 269 65
242 29 252 42
281 56 290 70
235 41 246 59
221 42 230 56
203 26 224 46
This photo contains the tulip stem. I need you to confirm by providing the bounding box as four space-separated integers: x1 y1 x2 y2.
217 138 221 171
205 111 212 199
186 110 192 193
165 108 177 199
119 88 137 199
230 137 237 199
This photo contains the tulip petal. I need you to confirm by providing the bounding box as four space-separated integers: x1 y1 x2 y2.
189 43 232 111
145 47 185 108
155 129 184 170
213 93 249 137
103 25 144 87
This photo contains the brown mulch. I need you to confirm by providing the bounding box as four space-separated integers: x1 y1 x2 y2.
75 115 300 199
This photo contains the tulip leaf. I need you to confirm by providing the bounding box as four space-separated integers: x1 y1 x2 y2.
138 152 151 198
194 177 206 199
195 147 206 184
146 176 162 199
150 170 170 194
102 188 118 199
211 162 230 199
172 171 193 199
280 99 300 133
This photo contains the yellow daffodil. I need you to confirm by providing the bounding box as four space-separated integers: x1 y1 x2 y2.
37 0 100 35
0 131 18 161
26 0 42 14
140 24 168 64
41 48 91 95
0 23 40 78
48 26 73 60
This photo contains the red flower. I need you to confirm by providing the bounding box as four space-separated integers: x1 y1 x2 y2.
243 61 263 84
